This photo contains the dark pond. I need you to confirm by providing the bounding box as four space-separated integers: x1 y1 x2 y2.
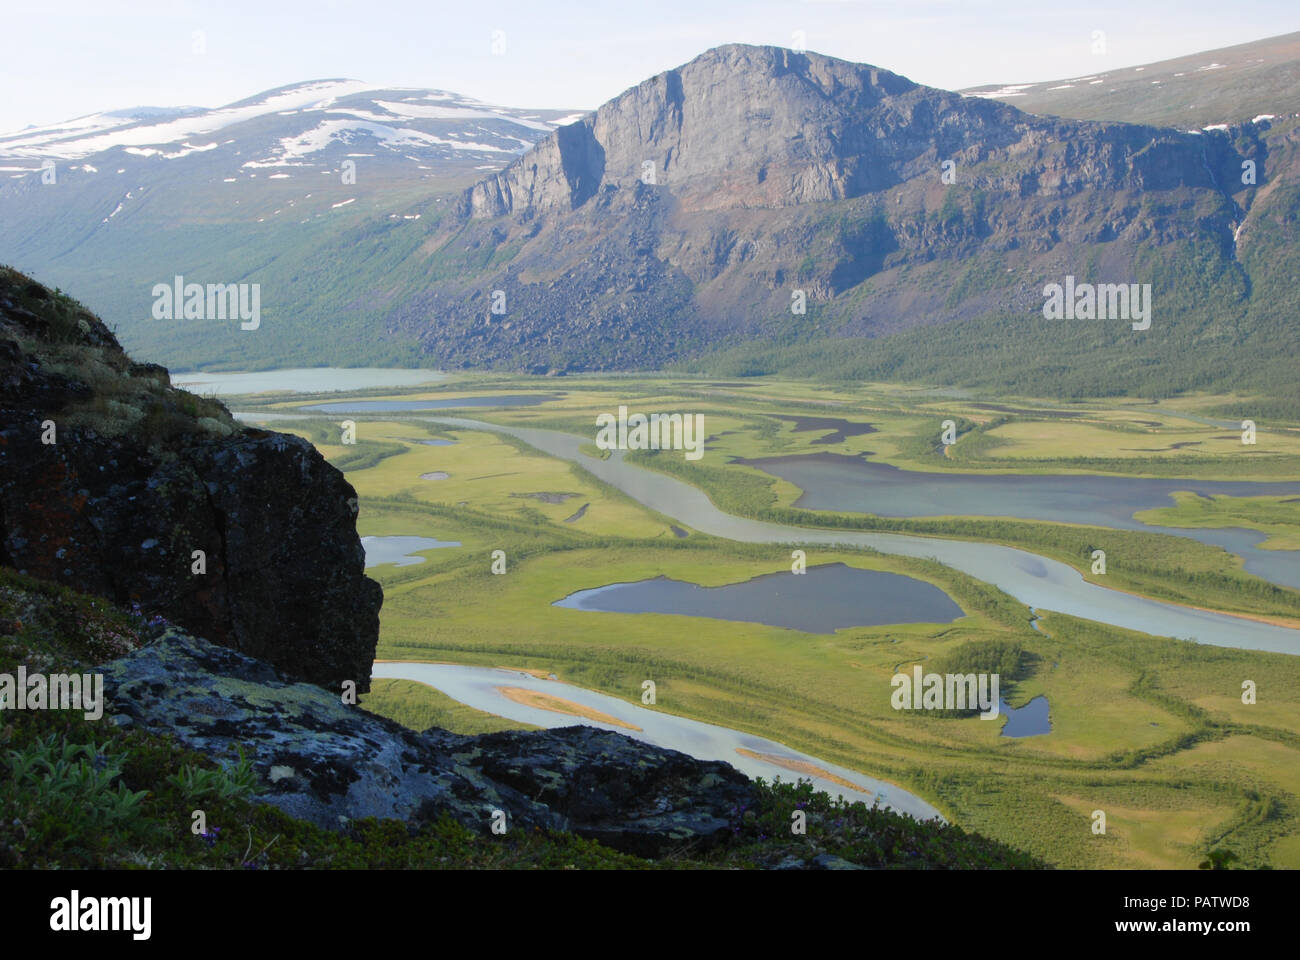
774 415 878 445
735 453 1300 588
552 561 964 632
999 696 1051 737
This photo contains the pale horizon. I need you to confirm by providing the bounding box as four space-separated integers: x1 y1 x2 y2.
4 0 1299 132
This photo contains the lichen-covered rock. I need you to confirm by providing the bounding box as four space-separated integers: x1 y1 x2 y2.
0 268 381 691
435 726 755 857
101 631 757 855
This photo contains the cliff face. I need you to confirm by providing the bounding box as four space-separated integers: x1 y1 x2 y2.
467 48 926 217
0 267 382 690
397 43 1270 373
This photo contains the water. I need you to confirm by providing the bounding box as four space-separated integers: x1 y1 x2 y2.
231 411 314 422
362 535 461 568
773 415 878 444
554 562 963 632
370 661 944 821
424 416 1300 655
173 367 445 396
999 696 1051 737
735 453 1300 589
303 395 555 414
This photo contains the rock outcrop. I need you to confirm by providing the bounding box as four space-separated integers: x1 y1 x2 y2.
0 268 382 690
103 629 756 856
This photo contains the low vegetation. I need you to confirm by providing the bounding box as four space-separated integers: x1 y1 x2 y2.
0 566 1044 869
268 394 1300 870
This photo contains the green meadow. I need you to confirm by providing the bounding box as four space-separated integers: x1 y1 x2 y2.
1136 493 1300 552
244 374 1300 869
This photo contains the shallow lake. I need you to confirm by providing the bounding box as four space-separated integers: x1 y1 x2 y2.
362 535 460 567
425 416 1300 655
173 367 444 395
736 453 1300 589
370 661 944 821
554 562 963 632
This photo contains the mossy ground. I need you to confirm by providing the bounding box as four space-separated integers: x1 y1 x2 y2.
0 567 1041 869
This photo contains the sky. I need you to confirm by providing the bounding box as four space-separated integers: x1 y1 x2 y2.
3 0 1299 132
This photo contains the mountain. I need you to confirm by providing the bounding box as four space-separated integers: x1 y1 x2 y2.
0 78 580 174
0 80 579 369
962 31 1300 129
3 44 1298 398
398 43 1299 396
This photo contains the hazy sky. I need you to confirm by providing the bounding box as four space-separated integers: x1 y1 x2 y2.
4 0 1298 131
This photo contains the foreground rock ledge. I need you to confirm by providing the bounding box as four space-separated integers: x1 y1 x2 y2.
0 270 381 691
102 631 756 857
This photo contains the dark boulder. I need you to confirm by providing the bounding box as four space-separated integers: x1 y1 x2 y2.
102 630 758 856
0 267 381 690
437 726 754 856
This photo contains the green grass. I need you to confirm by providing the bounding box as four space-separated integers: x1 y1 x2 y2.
220 375 1300 869
1136 492 1300 551
360 678 539 735
359 516 1300 868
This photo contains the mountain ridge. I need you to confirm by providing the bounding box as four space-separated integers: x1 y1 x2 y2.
1 41 1297 397
961 30 1300 129
385 42 1293 396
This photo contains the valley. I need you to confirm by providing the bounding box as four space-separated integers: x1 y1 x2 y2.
5 13 1300 888
204 370 1300 869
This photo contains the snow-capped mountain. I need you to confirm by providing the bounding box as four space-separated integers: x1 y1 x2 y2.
0 78 582 172
0 80 584 370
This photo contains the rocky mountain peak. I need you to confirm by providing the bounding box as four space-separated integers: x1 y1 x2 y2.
469 43 934 218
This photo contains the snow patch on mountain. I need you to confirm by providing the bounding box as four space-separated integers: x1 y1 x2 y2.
0 81 386 159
